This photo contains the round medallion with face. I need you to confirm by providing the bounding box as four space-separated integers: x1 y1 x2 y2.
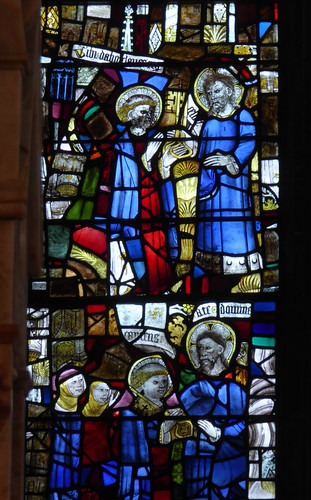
194 68 243 118
186 320 236 376
128 355 173 408
116 85 162 134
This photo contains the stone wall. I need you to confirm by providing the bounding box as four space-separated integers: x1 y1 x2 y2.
0 2 41 499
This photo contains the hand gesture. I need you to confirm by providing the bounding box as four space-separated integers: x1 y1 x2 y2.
198 419 221 442
203 152 239 175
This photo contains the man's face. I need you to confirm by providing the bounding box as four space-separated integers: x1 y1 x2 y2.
66 374 85 397
140 374 168 402
128 104 154 129
197 337 223 372
206 80 232 114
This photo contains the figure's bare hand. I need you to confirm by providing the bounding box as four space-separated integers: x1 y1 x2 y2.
203 152 239 175
203 152 230 167
198 419 221 441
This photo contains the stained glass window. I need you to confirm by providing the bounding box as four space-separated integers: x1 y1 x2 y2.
26 2 279 499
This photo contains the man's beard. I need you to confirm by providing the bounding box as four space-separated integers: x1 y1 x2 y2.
132 116 152 129
200 356 216 371
210 101 225 115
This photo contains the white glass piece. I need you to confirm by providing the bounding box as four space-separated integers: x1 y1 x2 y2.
137 4 149 15
149 23 162 53
214 3 227 23
117 303 143 326
165 4 178 42
87 5 112 19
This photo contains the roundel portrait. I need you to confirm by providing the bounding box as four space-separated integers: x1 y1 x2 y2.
116 85 162 131
186 320 236 376
194 67 244 118
127 355 173 415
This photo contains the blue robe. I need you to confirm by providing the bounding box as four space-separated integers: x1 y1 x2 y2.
110 130 140 238
118 409 154 500
180 379 246 499
110 130 146 280
197 109 256 257
49 414 81 497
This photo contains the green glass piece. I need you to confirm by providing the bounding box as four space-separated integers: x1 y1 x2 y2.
252 336 276 348
47 225 71 258
171 441 183 461
172 462 183 484
65 199 84 219
85 105 100 120
65 199 94 220
81 167 100 197
180 369 197 388
80 200 95 219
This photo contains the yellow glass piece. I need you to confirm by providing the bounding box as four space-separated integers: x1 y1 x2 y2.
62 6 82 20
251 153 259 172
204 24 226 43
162 91 186 126
176 177 198 214
273 77 278 91
263 198 278 211
68 118 75 131
179 238 194 262
70 244 107 278
231 273 261 293
173 159 199 178
253 195 261 216
251 172 259 181
41 6 59 34
32 360 50 385
257 233 262 247
234 45 257 56
245 87 258 109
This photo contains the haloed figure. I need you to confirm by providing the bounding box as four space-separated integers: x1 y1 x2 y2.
194 68 262 287
137 371 168 406
127 103 155 136
181 322 247 499
118 356 182 500
110 86 162 294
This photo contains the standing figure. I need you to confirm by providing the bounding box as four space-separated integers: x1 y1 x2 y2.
50 369 87 497
81 381 120 497
193 69 262 288
111 86 170 294
180 321 247 499
143 129 203 280
118 355 185 500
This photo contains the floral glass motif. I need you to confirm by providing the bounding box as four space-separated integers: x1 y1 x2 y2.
26 2 278 499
